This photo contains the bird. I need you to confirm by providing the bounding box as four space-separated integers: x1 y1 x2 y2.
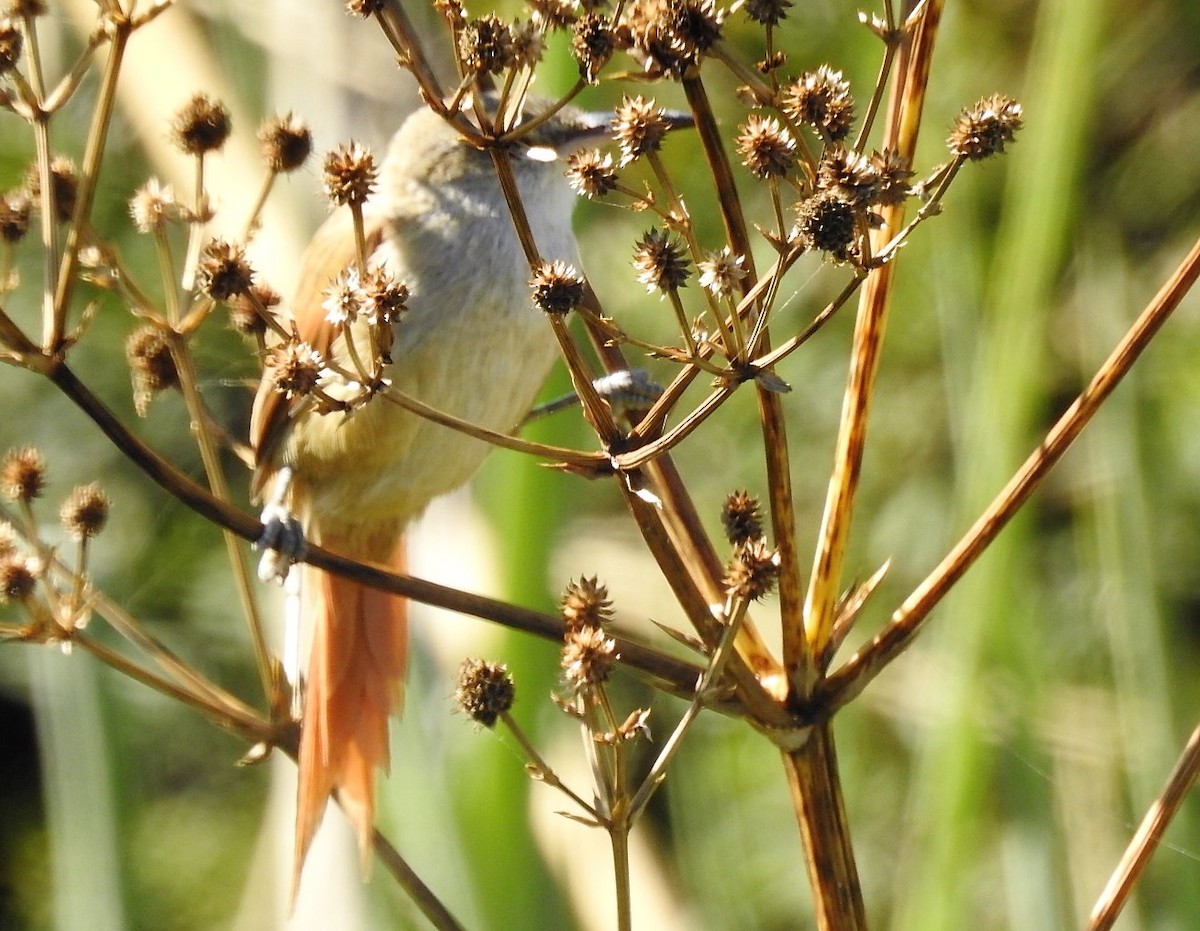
248 94 616 893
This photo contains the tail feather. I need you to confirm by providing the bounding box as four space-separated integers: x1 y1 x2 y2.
292 540 408 897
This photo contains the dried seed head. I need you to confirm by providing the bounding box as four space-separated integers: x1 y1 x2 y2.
697 248 747 297
434 0 466 29
736 114 797 179
611 95 672 166
948 94 1022 160
171 94 231 155
197 238 255 300
565 149 618 199
561 624 618 690
724 539 779 601
781 65 855 142
323 267 366 326
721 489 763 545
511 20 545 68
794 191 857 261
345 0 384 15
560 576 613 629
455 658 515 727
0 552 36 603
126 326 179 415
0 17 23 74
228 282 280 337
6 2 46 17
60 482 109 540
265 340 324 399
1 446 45 502
128 178 177 233
743 0 792 26
0 189 30 243
25 157 78 223
531 260 585 315
458 15 516 75
572 13 616 83
322 141 377 208
360 267 408 326
868 148 914 206
527 0 576 29
259 113 312 173
623 0 723 76
816 145 881 206
633 228 691 292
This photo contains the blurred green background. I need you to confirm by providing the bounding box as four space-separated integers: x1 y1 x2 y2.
1 0 1199 928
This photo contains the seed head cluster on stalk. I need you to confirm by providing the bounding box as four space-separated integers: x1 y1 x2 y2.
6 0 1193 928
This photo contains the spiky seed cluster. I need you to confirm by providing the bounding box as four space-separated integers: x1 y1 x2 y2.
266 341 324 399
323 268 366 326
7 1 47 15
259 113 312 173
0 18 22 74
623 0 724 77
560 576 613 630
743 0 792 26
60 483 109 540
528 0 576 29
25 157 78 223
736 114 797 179
948 94 1023 160
228 282 280 337
531 261 585 315
455 658 515 727
0 552 36 603
197 239 255 301
724 539 780 601
0 190 30 243
345 0 384 15
698 248 747 297
868 148 914 206
561 625 618 690
572 13 616 83
171 94 231 155
458 15 516 75
360 267 408 326
128 179 176 233
1 446 45 502
721 490 763 545
795 191 857 261
781 65 855 142
816 145 883 207
126 326 179 415
611 95 672 166
323 142 377 208
511 20 545 69
565 149 618 199
633 228 690 292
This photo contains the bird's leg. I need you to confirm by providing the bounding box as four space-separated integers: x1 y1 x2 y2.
255 466 308 583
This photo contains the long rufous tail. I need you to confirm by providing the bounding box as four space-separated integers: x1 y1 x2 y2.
292 539 408 897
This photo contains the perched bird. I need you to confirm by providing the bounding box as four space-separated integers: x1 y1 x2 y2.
250 96 618 891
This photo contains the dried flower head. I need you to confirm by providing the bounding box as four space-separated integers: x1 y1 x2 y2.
869 148 914 206
736 114 797 179
345 0 384 14
623 0 723 76
633 228 690 292
0 17 22 74
698 248 747 297
611 96 672 166
0 552 36 603
197 238 255 301
816 145 881 206
744 0 792 26
323 268 367 326
781 65 855 142
527 0 576 29
458 15 516 75
530 260 585 315
266 340 324 399
948 94 1023 160
565 149 618 199
794 191 857 261
0 190 30 243
171 94 231 155
128 178 177 233
510 20 545 68
1 446 45 502
572 12 616 83
455 658 515 727
6 1 47 16
259 113 312 173
561 624 618 690
323 141 377 208
360 267 408 326
25 157 78 223
61 483 109 540
560 576 613 629
126 326 179 415
724 539 779 601
721 490 763 545
228 282 280 337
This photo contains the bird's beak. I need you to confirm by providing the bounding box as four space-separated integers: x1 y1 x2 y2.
523 106 695 163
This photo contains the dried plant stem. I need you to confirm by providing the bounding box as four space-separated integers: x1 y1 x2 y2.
609 825 632 931
824 229 1200 709
1087 721 1200 930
